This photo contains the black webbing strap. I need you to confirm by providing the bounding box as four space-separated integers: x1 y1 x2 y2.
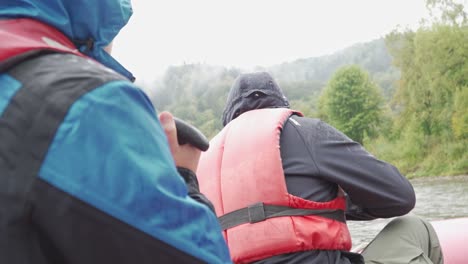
218 202 345 230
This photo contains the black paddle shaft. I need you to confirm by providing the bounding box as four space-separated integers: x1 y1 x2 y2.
173 117 210 152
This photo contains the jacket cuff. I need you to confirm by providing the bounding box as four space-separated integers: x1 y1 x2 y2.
176 167 200 192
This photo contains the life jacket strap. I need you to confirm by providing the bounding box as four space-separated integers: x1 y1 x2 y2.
219 202 345 230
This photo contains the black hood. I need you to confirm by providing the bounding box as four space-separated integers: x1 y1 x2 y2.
222 72 290 126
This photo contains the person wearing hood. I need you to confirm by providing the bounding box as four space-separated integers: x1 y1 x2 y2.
0 1 231 263
197 72 443 264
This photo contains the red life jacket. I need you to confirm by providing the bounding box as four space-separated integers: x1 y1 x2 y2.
198 108 352 263
0 18 87 66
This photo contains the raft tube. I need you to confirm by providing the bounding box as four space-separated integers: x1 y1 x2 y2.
431 217 468 264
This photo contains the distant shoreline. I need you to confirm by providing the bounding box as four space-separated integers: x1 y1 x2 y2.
410 174 468 182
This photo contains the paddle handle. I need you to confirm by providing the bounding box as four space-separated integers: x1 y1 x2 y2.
174 117 210 152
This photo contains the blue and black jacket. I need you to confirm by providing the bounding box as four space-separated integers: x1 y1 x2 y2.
0 1 230 263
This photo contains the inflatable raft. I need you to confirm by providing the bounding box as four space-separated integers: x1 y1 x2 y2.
351 217 468 263
431 217 468 264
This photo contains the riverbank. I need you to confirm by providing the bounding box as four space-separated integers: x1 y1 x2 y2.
409 174 468 181
365 135 467 179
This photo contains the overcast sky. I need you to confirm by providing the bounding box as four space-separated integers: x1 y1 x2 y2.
112 0 431 83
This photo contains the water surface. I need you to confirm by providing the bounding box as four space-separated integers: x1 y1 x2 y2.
348 175 468 248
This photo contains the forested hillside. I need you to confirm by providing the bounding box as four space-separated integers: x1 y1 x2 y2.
144 0 467 178
148 37 398 137
267 38 400 98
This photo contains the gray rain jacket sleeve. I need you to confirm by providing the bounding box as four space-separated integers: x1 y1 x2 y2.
280 115 416 220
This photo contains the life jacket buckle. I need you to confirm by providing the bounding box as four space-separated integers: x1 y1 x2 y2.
248 202 266 223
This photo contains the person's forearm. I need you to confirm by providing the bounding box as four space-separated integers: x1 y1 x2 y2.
310 122 415 219
344 193 378 220
316 142 415 218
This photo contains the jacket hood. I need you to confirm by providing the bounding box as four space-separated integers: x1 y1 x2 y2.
222 72 290 126
0 0 134 81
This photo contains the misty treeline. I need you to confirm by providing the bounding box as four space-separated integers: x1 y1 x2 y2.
143 0 467 178
149 38 396 138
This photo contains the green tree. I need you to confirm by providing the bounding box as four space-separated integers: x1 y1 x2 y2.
385 6 467 138
452 87 468 139
426 0 467 25
369 0 468 176
319 65 384 144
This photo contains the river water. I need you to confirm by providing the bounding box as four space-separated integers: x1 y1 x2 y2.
348 175 468 248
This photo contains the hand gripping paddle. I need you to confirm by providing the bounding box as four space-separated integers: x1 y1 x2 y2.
173 117 210 152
